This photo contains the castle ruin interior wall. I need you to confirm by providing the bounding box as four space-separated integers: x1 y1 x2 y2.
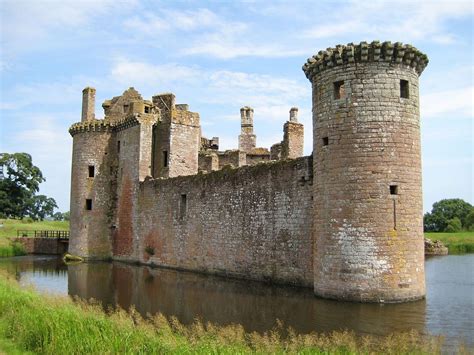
169 110 200 177
134 157 314 287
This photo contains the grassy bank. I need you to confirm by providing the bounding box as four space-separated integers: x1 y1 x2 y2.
0 219 69 240
425 232 474 254
0 219 68 257
0 275 457 354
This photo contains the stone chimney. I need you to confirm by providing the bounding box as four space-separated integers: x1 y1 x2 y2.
81 87 96 122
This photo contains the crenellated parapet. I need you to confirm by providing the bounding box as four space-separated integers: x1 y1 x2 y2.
302 41 428 81
69 119 113 136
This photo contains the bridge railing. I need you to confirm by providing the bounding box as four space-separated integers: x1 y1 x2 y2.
16 230 70 239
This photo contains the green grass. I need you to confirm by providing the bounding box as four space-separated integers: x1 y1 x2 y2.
425 231 474 254
0 275 457 354
0 242 27 258
0 219 69 247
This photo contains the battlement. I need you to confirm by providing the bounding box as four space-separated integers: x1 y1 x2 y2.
302 41 428 80
69 119 113 136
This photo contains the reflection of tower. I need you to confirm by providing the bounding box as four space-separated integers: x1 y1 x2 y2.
67 263 114 306
303 41 428 302
238 106 256 152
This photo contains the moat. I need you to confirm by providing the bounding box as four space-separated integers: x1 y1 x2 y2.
1 254 472 348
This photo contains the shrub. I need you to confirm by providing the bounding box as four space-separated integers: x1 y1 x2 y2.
465 209 474 231
445 217 462 233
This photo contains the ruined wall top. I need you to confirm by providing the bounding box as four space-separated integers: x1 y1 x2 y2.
302 41 428 81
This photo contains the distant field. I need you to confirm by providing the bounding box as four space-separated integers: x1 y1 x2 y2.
0 219 69 246
425 232 474 254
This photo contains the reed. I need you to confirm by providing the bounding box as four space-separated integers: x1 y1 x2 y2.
0 275 462 354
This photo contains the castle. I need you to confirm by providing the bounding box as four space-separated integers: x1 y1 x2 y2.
69 41 428 303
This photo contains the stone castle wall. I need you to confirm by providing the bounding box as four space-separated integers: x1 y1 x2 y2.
129 157 314 287
69 41 428 303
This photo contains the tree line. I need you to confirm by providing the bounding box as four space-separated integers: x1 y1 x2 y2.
0 153 68 221
424 198 474 232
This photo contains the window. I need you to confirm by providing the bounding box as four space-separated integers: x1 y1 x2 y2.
88 165 95 178
322 137 329 146
180 194 187 219
123 105 129 113
86 199 92 210
144 106 150 113
117 141 121 153
333 80 345 99
163 151 168 167
390 185 398 195
400 80 409 98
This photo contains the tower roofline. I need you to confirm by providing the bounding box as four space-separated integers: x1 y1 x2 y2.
302 41 428 80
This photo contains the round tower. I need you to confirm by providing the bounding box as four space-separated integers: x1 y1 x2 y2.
69 87 113 259
303 41 428 302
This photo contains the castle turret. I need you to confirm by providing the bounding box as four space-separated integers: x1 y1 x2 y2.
238 106 256 152
70 88 113 259
81 87 96 122
303 41 428 302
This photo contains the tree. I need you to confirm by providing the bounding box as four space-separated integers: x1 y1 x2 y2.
0 153 57 220
28 195 58 221
465 210 474 231
424 198 473 232
445 217 462 233
52 211 70 221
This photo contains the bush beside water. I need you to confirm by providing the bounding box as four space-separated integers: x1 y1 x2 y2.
0 275 463 354
0 242 26 257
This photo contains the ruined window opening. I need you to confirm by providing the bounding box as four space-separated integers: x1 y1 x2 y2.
123 105 129 113
400 80 409 98
390 185 398 195
163 151 168 167
322 137 329 146
86 199 92 211
117 140 121 153
333 81 345 99
88 165 95 178
144 106 150 113
180 194 187 219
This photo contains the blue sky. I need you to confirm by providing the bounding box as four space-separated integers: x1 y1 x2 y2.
0 0 472 213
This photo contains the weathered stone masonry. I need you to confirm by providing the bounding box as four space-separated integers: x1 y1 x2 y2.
69 41 428 303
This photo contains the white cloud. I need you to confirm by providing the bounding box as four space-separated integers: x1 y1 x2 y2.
421 86 474 118
10 115 72 211
302 0 473 43
0 81 88 110
1 0 137 54
110 59 202 87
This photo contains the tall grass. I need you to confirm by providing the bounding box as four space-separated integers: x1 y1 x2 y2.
0 275 459 354
0 242 26 257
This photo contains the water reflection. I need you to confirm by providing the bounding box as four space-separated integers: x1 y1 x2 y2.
1 255 472 348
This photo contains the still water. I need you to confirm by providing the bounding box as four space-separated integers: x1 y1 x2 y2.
0 254 472 348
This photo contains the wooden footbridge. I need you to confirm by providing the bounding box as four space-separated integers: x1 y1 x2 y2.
15 230 69 255
17 230 70 239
